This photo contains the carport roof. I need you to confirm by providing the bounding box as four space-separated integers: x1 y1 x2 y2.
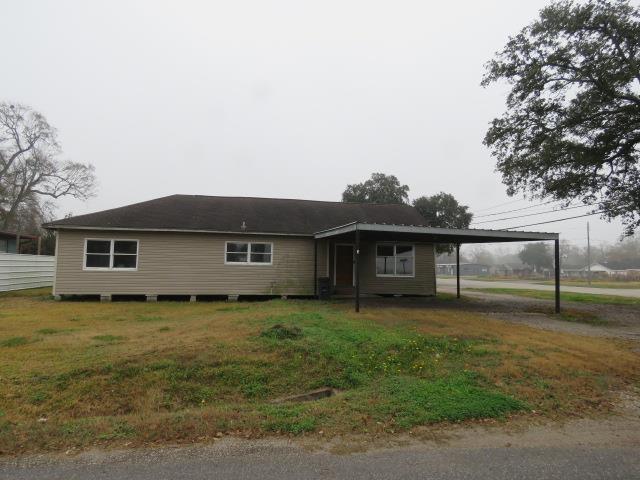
314 222 559 243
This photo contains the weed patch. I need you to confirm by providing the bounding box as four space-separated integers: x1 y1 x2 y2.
37 328 73 335
358 374 524 428
92 335 125 343
99 420 135 440
0 336 28 347
261 324 303 340
525 306 608 326
135 315 165 322
260 404 318 434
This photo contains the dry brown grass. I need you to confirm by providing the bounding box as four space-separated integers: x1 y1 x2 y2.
1 289 639 454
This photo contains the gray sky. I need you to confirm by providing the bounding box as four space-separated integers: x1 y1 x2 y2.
1 0 627 248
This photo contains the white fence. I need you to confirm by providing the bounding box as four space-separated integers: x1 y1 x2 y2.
0 253 55 292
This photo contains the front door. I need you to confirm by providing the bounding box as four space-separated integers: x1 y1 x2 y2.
335 244 354 286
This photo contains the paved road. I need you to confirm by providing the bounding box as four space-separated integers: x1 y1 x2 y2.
438 277 640 298
2 442 639 480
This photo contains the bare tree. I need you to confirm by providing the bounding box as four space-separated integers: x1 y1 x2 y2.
0 102 95 231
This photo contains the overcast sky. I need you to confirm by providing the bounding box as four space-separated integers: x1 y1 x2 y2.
2 0 628 248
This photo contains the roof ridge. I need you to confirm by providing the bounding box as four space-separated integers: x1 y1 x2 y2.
173 194 415 208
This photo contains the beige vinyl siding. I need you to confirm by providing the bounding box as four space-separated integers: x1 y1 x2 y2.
53 230 434 296
316 239 329 278
359 242 435 295
54 230 316 296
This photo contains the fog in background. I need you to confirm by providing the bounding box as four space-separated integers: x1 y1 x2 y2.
1 0 627 251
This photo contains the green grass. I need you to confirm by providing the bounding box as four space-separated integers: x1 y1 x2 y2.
92 335 126 343
538 280 640 289
469 288 640 306
357 374 524 428
0 336 29 347
36 328 72 335
524 306 609 326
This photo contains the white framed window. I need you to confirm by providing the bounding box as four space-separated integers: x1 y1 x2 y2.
84 239 139 271
225 241 273 265
376 243 414 277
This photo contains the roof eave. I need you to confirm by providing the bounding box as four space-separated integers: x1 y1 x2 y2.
42 225 314 237
314 222 559 242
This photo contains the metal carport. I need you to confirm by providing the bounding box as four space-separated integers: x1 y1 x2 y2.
313 222 560 313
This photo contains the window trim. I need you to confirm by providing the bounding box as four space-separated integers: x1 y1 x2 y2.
224 241 274 266
83 238 139 271
375 243 415 278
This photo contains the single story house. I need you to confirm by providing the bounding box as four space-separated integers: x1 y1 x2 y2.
43 195 561 311
491 262 534 277
563 262 640 279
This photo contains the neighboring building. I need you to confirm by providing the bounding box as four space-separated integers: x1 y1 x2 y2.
43 195 559 301
436 263 490 276
563 262 640 278
588 263 616 276
0 232 17 253
491 262 534 277
0 231 40 254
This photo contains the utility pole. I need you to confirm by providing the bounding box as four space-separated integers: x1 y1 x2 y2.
587 222 591 286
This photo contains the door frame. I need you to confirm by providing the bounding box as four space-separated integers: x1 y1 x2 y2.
333 243 355 287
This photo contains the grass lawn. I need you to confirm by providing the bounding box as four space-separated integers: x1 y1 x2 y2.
537 280 640 289
0 288 639 454
468 288 640 306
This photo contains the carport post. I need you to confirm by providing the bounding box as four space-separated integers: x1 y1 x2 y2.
554 239 560 313
455 243 461 299
313 238 318 297
355 226 360 313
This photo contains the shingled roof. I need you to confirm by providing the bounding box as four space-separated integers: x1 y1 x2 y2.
44 195 427 235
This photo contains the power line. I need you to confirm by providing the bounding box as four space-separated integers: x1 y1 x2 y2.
473 198 530 213
473 199 563 218
472 203 594 225
501 211 605 230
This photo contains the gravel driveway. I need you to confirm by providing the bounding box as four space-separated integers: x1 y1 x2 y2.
356 288 640 341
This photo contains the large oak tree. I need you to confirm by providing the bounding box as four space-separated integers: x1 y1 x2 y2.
413 193 473 253
483 0 640 235
342 173 409 204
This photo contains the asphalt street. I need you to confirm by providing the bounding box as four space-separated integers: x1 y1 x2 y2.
2 441 639 480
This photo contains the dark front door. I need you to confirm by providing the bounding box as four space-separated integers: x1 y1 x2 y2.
335 245 354 286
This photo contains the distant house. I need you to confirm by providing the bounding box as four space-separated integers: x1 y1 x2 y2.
43 195 559 303
0 232 17 253
0 231 41 254
588 263 616 275
436 263 490 276
563 262 640 278
491 262 534 277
